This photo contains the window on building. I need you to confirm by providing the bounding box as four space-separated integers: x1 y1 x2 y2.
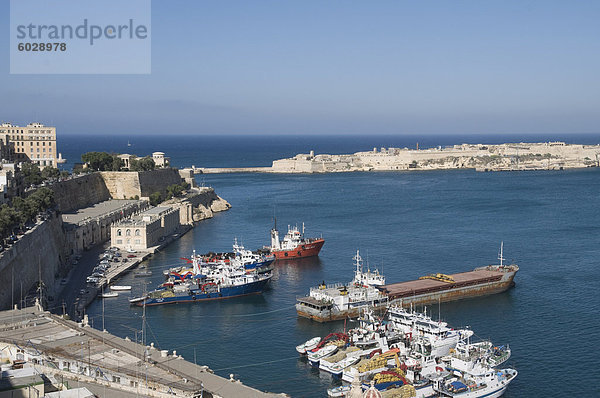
134 239 140 244
117 229 122 236
116 239 122 244
135 229 140 236
126 229 131 236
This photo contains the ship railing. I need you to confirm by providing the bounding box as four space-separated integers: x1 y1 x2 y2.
309 282 346 292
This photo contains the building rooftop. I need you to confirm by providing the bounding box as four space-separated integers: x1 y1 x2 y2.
62 200 144 226
140 206 171 216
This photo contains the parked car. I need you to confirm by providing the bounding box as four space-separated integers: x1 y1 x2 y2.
127 254 136 258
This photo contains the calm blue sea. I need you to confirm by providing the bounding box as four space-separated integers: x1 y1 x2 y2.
79 134 600 397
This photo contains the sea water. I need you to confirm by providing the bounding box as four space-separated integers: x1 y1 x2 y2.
78 134 600 397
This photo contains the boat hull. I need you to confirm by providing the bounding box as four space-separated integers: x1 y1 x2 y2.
272 239 324 259
136 278 270 306
296 302 388 323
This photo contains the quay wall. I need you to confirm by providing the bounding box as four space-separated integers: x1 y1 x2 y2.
0 214 67 310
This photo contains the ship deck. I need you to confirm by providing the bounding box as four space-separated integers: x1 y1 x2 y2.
379 269 505 300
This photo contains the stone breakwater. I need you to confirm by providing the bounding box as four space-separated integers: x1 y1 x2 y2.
270 142 600 173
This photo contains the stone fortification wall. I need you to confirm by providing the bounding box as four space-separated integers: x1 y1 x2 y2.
50 173 111 212
0 213 67 310
101 168 183 199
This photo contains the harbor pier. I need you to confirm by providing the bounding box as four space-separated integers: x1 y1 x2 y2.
0 305 288 398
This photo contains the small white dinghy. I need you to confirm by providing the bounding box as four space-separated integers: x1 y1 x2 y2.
129 296 146 304
110 285 131 291
101 292 118 298
327 385 351 397
296 337 322 355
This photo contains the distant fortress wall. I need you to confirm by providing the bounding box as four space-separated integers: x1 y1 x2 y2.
271 142 600 173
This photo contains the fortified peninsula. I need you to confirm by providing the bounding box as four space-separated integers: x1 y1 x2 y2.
196 141 600 174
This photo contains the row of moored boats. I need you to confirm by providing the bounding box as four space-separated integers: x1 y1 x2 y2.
296 306 516 398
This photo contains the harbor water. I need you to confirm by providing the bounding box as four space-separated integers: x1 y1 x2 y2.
76 134 600 397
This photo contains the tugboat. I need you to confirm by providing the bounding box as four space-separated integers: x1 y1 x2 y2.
266 219 325 259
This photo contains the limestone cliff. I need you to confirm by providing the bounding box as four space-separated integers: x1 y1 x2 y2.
164 187 231 224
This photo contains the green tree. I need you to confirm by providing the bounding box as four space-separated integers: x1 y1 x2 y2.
41 167 60 181
0 204 19 237
59 170 70 179
111 156 125 171
130 156 155 171
149 191 163 206
21 163 43 187
81 152 116 171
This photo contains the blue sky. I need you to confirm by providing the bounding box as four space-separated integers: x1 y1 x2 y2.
1 0 599 135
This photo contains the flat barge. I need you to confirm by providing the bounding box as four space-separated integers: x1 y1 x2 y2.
296 245 518 322
379 264 518 308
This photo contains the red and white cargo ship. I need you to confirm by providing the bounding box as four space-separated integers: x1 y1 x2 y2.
267 222 324 259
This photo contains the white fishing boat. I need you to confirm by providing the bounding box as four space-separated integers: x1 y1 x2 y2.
326 354 361 378
451 340 511 368
307 344 338 367
296 337 322 355
387 304 473 357
431 368 518 398
110 285 132 291
327 385 351 397
101 292 118 298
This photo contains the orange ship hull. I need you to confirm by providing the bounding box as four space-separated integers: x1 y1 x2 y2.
272 239 325 259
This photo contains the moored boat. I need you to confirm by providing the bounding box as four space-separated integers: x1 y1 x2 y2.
266 220 324 259
326 385 351 397
307 344 338 367
131 253 272 306
380 243 519 309
110 285 131 291
101 292 118 298
296 337 322 355
296 250 387 322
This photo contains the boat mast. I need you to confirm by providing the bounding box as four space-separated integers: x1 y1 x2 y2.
498 241 505 267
